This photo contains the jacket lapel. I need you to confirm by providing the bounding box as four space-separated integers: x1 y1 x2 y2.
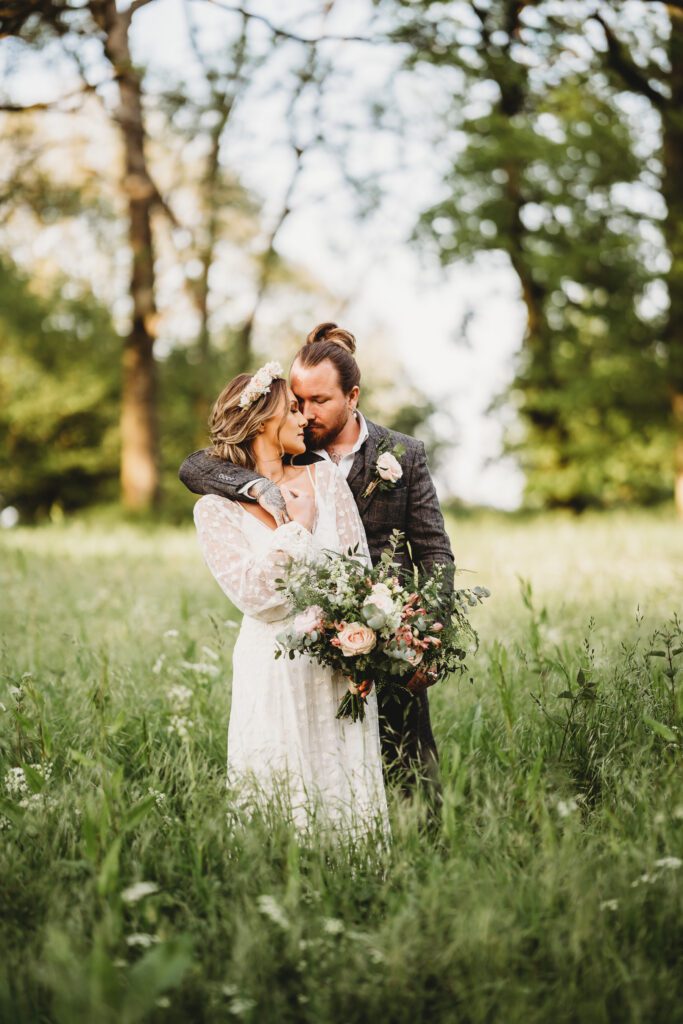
348 419 380 510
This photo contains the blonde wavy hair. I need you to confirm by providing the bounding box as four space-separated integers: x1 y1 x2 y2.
208 373 290 469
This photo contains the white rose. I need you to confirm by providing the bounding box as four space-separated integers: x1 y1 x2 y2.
361 583 398 629
376 452 403 483
364 585 395 617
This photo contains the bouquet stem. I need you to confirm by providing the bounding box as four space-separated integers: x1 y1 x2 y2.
336 689 367 723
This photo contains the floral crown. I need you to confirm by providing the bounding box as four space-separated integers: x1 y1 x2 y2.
238 361 284 409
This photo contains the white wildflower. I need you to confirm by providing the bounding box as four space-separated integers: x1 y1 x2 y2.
126 933 160 948
228 997 257 1017
600 899 619 912
19 793 44 810
152 655 165 675
256 894 289 931
5 767 29 798
121 881 160 904
148 787 166 808
556 797 579 819
167 715 193 741
201 645 219 661
322 917 345 936
156 996 171 1009
163 629 179 639
631 872 657 887
654 857 682 871
8 686 23 700
167 684 193 708
179 661 220 677
3 765 50 794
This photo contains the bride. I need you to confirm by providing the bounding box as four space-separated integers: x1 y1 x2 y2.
192 361 389 838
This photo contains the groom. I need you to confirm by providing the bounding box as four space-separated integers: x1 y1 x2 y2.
179 323 455 799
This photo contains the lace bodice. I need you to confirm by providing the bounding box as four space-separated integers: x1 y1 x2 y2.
193 460 371 622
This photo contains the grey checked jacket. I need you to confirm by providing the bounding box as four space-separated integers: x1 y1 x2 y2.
179 418 455 797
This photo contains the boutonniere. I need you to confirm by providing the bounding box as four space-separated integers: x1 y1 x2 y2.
361 440 406 499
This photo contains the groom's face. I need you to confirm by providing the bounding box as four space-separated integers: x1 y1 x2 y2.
290 358 358 450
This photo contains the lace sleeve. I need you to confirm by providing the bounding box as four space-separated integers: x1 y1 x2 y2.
193 495 317 621
324 463 372 566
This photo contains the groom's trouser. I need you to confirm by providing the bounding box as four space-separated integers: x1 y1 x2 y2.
376 687 442 806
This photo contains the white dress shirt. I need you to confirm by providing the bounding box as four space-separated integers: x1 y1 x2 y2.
311 410 368 479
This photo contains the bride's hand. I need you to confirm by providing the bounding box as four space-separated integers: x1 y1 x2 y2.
282 487 316 532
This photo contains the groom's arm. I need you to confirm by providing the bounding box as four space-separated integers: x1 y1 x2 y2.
405 441 455 596
404 441 455 694
179 448 259 499
178 449 289 524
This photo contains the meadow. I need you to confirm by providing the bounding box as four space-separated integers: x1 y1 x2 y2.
1 510 682 1024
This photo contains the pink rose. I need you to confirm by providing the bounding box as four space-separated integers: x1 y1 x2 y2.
336 622 377 657
293 605 325 635
376 452 403 484
405 648 424 667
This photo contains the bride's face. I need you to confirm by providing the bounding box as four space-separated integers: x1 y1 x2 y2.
262 387 308 456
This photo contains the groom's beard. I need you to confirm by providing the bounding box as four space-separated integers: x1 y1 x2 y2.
304 409 350 451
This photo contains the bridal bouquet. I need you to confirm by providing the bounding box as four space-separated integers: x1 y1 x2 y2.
274 531 489 722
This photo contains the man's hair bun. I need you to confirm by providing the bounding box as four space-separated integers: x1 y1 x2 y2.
305 322 356 355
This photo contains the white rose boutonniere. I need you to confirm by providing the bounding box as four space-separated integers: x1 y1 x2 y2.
362 441 406 499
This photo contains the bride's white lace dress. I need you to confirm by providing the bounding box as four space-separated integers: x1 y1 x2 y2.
193 459 389 838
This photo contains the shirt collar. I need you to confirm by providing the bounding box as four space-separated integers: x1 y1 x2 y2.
314 410 368 458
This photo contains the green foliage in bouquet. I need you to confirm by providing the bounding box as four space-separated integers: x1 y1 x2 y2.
274 530 490 722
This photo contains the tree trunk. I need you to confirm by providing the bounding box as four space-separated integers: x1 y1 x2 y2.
98 0 160 511
662 14 683 516
495 7 563 441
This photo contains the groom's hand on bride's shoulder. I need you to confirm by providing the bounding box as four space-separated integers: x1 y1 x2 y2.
250 479 291 527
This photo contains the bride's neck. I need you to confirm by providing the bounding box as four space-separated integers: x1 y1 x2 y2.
253 436 286 482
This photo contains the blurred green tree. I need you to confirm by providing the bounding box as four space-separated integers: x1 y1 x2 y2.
2 0 181 512
0 254 120 518
380 0 672 509
590 1 683 515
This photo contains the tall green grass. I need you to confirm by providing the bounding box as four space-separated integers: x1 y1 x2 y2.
1 511 682 1023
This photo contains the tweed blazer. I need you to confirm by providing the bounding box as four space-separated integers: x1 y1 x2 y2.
179 418 454 592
